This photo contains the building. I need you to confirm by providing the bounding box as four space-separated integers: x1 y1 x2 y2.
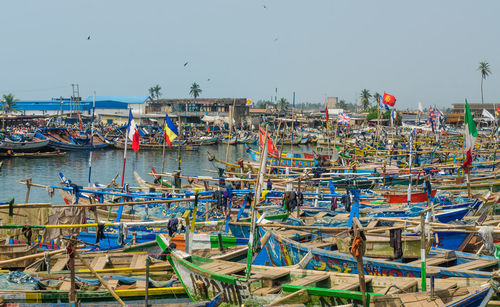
450 102 498 125
15 96 151 116
147 98 250 125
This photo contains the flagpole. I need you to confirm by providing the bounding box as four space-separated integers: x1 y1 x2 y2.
121 109 130 187
161 116 167 174
407 129 413 205
246 126 268 279
88 92 96 187
291 92 295 157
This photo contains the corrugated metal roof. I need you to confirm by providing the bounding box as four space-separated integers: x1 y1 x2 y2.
85 96 150 104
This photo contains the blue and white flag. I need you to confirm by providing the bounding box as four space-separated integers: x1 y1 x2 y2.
379 96 389 111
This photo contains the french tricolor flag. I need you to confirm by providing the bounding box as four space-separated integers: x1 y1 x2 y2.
127 109 140 151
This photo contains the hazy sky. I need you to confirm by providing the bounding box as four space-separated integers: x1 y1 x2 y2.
1 1 499 109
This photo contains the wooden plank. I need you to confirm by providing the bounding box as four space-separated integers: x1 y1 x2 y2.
337 277 373 291
252 270 289 280
408 256 457 266
59 280 72 291
132 254 148 268
379 280 418 294
91 256 108 270
253 285 281 295
287 274 329 287
51 258 68 271
269 288 309 305
107 279 119 290
451 259 497 270
135 280 146 289
457 211 488 251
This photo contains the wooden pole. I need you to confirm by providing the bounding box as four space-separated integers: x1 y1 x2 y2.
352 218 367 307
420 211 427 291
24 177 32 204
75 251 125 306
246 126 268 279
225 98 236 164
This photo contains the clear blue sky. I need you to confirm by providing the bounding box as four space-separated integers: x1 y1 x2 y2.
1 0 499 109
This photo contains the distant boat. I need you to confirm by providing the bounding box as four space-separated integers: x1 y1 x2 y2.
41 128 109 151
0 131 49 152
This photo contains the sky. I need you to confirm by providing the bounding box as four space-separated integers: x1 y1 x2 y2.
0 0 499 110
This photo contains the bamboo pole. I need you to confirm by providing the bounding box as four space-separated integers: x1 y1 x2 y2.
75 251 125 306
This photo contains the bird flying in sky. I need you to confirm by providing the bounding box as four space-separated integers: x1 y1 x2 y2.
184 62 189 67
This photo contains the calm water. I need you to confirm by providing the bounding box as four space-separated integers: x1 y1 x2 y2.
0 144 255 204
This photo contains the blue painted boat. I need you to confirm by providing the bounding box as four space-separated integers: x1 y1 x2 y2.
41 127 110 151
263 229 499 279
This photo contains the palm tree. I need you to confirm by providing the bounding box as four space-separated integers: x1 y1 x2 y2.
153 84 162 102
277 97 289 111
373 92 381 106
148 87 156 100
477 61 491 104
2 93 19 114
189 82 202 100
1 93 19 129
338 99 346 109
360 89 371 111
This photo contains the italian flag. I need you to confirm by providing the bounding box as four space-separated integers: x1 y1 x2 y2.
463 99 477 171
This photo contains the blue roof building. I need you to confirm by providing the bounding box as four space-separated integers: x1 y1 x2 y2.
15 96 151 116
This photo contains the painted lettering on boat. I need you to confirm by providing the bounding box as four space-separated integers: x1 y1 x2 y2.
189 273 249 305
311 255 415 277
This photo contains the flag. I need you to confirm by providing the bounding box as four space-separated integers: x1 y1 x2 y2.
482 109 495 120
337 112 350 126
391 109 398 121
462 99 477 171
378 96 389 110
496 105 500 117
259 126 278 156
163 113 178 147
382 92 396 107
418 102 423 112
78 112 83 130
428 106 436 132
127 109 140 151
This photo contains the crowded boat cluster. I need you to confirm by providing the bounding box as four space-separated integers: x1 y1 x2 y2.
0 100 499 307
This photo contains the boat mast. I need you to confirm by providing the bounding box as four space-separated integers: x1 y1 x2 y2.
88 92 96 187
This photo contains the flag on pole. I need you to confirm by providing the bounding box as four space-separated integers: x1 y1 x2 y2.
379 96 389 110
382 92 396 107
418 102 423 112
496 105 500 117
391 109 398 121
462 99 477 172
337 112 351 126
127 109 140 152
163 113 178 147
259 125 278 156
324 97 330 129
482 109 495 120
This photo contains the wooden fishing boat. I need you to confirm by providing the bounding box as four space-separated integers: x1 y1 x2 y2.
197 136 218 145
0 133 49 152
384 189 437 203
334 231 421 259
220 136 237 145
167 250 494 306
0 151 66 158
113 139 200 151
263 228 500 279
0 244 38 269
41 127 110 151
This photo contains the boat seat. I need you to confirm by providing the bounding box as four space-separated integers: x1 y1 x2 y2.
89 256 108 270
199 261 246 275
253 285 282 295
408 256 456 266
379 280 418 294
252 270 290 280
450 259 498 271
336 276 373 291
287 274 329 287
51 258 68 271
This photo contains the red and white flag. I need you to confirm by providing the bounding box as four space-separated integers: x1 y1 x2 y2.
127 109 140 152
462 99 477 171
259 125 278 156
